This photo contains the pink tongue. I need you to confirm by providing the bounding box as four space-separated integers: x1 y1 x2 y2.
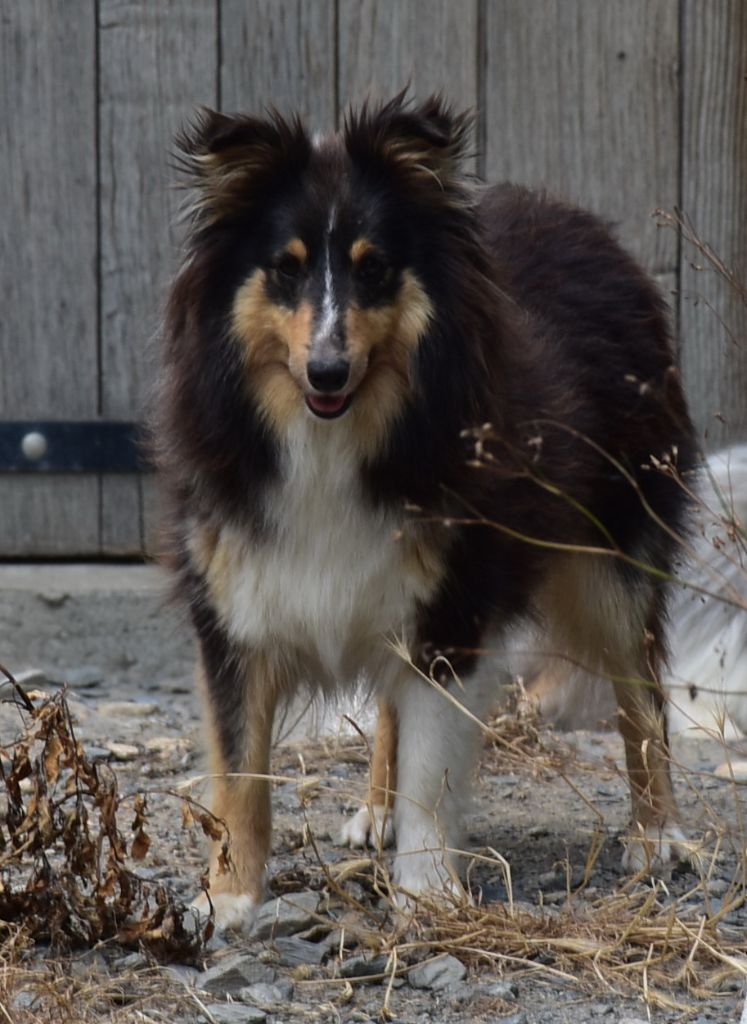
307 394 346 415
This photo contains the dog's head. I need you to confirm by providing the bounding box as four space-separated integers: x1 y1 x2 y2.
174 94 475 450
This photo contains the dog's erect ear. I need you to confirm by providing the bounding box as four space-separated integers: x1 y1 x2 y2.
344 92 473 194
175 107 311 224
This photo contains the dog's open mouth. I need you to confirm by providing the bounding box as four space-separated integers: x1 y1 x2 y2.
305 393 353 419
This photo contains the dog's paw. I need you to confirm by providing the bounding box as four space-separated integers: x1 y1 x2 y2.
391 849 467 908
190 890 260 935
620 823 695 876
341 803 395 849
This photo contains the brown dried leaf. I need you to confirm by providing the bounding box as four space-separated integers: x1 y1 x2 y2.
181 801 195 829
198 812 223 841
131 828 151 862
44 733 63 786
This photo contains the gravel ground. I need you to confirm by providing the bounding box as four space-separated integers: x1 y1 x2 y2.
2 666 746 1024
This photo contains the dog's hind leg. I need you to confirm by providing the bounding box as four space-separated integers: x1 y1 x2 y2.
611 602 690 873
341 697 397 848
191 642 277 933
541 555 688 873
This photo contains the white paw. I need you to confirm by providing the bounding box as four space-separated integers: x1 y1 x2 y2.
341 803 395 849
190 890 260 934
620 823 693 876
392 847 466 906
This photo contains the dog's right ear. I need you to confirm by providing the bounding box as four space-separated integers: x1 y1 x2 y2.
175 108 311 224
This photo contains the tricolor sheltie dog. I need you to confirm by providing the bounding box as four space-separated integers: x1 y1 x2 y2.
155 94 697 932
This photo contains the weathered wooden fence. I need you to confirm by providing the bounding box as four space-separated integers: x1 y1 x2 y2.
1 1 745 556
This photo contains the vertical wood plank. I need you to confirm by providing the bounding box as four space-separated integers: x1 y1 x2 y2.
679 1 747 449
338 0 479 118
0 0 99 555
98 0 218 553
483 0 679 274
221 0 336 128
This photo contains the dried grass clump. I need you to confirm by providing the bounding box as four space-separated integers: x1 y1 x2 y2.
0 664 206 963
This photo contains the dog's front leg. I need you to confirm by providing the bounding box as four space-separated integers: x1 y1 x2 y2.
341 697 398 849
390 666 494 902
191 645 277 933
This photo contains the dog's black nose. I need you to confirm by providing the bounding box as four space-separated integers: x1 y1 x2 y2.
307 358 350 393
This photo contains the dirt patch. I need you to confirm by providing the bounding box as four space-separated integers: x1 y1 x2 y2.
0 668 745 1024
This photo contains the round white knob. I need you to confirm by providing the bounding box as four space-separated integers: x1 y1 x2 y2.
21 431 48 461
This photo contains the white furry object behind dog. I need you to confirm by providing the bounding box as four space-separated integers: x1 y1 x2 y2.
666 445 747 738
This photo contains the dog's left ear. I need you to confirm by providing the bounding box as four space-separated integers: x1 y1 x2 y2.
344 92 473 193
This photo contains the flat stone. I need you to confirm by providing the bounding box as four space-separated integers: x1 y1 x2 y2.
198 953 276 996
11 992 36 1011
162 964 200 987
707 877 730 896
65 666 105 688
251 891 319 939
144 735 189 759
408 954 467 991
114 952 149 971
715 760 747 780
237 980 294 1007
485 980 518 1001
340 954 390 980
84 745 111 762
98 699 160 717
104 741 139 761
203 1005 266 1023
14 668 49 689
273 935 327 967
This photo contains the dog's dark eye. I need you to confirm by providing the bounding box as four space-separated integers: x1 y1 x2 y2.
355 252 391 287
274 253 303 280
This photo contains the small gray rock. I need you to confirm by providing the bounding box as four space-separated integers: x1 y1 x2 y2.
237 980 294 1007
273 935 326 967
274 781 301 809
495 1014 527 1024
114 952 149 971
203 1004 266 1023
14 669 49 689
98 699 160 717
11 992 36 1011
707 877 730 896
340 954 390 980
485 980 518 1001
198 953 276 995
408 954 466 991
162 964 200 987
65 666 105 688
251 891 319 939
84 745 111 762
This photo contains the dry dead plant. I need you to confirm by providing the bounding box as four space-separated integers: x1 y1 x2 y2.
0 664 218 1021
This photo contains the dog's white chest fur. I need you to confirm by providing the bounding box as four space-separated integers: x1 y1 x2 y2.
205 419 442 681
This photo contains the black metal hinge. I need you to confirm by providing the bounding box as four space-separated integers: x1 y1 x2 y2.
0 422 150 473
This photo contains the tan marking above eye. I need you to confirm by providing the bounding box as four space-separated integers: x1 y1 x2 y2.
284 238 308 263
350 238 376 264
